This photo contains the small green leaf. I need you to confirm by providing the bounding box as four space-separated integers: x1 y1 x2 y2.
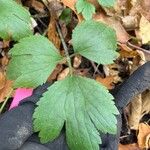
60 8 72 25
7 35 62 88
76 0 95 20
72 20 118 64
33 75 119 150
97 0 116 7
0 0 33 41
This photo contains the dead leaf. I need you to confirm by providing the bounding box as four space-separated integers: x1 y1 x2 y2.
57 67 70 80
127 94 142 130
130 0 150 21
47 1 61 49
139 15 150 44
1 55 9 67
122 15 138 30
96 76 115 89
94 13 130 43
47 19 61 49
119 43 138 58
31 0 45 13
146 134 150 149
141 90 150 115
138 123 150 149
47 64 63 81
25 0 45 13
138 0 150 21
119 143 140 150
0 71 6 90
0 80 13 103
61 0 76 12
73 55 82 68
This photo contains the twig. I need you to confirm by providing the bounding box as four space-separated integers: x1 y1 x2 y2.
118 41 150 54
41 0 50 11
56 22 73 75
127 42 150 54
90 61 103 76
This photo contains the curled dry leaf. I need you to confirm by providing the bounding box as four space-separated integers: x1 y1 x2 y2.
127 90 150 130
57 67 70 80
127 94 142 130
73 55 82 68
138 123 150 149
122 15 138 30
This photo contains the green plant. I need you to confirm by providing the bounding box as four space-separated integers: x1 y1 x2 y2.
0 0 32 41
76 0 116 20
3 0 119 150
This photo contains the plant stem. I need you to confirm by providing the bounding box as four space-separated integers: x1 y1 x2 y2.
56 22 73 75
0 89 13 114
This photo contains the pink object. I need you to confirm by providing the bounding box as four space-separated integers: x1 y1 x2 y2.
9 88 33 110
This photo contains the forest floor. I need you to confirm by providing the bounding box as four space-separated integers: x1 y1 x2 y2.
0 0 150 149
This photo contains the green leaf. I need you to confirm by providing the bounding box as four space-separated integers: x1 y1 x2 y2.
33 75 119 150
97 0 116 7
60 8 72 25
72 20 118 64
7 35 62 88
0 0 33 41
76 0 95 20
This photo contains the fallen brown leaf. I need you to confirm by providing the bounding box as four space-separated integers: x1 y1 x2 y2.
96 76 115 89
119 43 138 58
31 0 45 13
0 71 6 90
0 80 13 103
141 90 150 116
138 123 150 149
94 13 130 43
127 94 142 130
138 15 150 44
119 143 140 150
47 1 61 49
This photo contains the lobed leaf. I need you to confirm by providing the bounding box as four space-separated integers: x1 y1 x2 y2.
72 20 118 64
33 75 119 150
0 0 33 41
7 35 63 88
76 0 95 20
